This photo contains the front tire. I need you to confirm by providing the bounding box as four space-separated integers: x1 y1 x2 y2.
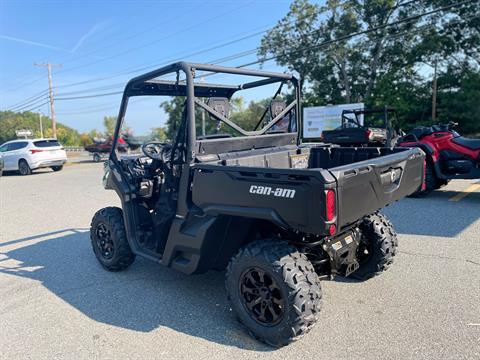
226 239 322 347
18 159 32 175
353 212 398 280
90 207 135 271
51 165 63 172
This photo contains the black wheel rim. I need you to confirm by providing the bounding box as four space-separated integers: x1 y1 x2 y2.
239 267 285 326
95 223 114 260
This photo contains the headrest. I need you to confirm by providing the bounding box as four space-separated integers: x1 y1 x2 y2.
207 97 229 118
270 100 286 118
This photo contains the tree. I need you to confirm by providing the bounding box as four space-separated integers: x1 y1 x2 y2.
160 97 185 140
150 127 168 141
0 111 81 145
259 0 480 133
103 116 117 137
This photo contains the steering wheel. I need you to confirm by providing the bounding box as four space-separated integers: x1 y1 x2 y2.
141 141 170 162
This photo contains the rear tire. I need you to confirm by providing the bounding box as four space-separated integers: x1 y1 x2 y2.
409 162 438 197
226 239 322 347
51 165 63 172
18 159 32 175
90 207 135 271
352 212 398 280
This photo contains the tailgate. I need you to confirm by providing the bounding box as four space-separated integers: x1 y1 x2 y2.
322 128 367 144
327 148 424 228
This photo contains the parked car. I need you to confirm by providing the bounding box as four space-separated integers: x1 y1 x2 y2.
0 154 4 176
0 138 67 175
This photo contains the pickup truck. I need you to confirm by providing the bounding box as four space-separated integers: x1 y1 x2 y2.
90 62 424 347
84 137 127 162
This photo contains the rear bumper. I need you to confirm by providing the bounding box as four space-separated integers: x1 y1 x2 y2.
30 158 67 169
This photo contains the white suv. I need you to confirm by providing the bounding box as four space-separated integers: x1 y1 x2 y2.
0 139 67 175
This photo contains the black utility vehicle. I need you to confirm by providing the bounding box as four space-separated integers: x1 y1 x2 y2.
321 107 397 147
91 63 424 347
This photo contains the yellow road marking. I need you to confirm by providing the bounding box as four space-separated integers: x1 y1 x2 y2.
449 184 480 202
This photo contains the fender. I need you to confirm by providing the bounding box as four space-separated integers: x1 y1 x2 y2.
399 141 445 178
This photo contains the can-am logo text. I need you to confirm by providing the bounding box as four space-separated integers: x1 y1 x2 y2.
249 185 296 199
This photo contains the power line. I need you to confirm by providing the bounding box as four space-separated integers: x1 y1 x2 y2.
56 91 123 100
248 0 474 68
5 89 49 109
4 1 341 103
9 97 49 112
10 100 50 113
8 92 49 112
0 3 205 92
52 3 475 104
7 0 471 110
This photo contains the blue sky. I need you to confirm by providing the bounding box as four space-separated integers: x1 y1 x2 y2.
0 0 298 134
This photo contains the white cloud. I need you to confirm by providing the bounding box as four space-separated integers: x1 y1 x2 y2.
70 20 110 53
0 34 64 51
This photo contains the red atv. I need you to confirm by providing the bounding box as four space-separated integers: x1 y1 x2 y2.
398 121 480 196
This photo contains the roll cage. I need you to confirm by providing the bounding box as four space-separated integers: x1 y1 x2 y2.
341 107 396 129
110 62 301 164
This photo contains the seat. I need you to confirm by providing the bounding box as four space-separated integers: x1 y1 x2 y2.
270 100 286 118
207 97 230 118
409 126 433 140
452 136 480 150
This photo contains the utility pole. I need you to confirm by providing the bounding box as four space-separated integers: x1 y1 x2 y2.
38 110 44 138
34 63 62 138
431 58 438 122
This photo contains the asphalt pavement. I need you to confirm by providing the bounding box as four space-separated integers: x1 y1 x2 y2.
0 162 479 359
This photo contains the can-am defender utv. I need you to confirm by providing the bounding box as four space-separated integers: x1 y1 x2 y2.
91 62 424 347
321 107 398 147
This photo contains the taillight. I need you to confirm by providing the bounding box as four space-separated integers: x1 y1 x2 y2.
325 189 336 221
365 129 372 140
421 160 427 191
328 224 337 236
30 149 44 154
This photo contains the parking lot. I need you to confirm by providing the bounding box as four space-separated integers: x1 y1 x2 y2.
0 160 479 359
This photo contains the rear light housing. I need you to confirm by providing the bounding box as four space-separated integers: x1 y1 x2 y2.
365 129 373 140
30 149 44 154
328 224 337 236
421 160 427 191
325 189 336 221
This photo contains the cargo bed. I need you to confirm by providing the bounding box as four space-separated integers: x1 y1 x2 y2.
192 145 424 235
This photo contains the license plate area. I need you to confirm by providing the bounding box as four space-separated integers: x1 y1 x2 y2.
324 230 360 277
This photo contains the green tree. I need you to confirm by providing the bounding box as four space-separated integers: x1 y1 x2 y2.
103 116 116 136
0 111 81 145
259 0 480 133
160 97 185 140
150 127 168 141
